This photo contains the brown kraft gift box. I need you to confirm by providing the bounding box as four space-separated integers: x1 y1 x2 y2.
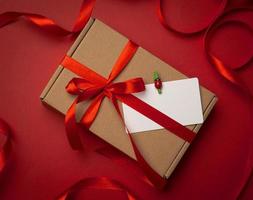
40 18 217 179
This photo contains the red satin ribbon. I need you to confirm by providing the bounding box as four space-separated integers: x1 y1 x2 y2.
157 1 253 96
204 7 253 96
0 0 143 198
61 40 196 188
0 0 95 34
157 0 228 35
56 177 137 200
2 0 251 197
0 118 11 173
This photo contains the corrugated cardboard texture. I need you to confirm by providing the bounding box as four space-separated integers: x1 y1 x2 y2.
41 19 217 178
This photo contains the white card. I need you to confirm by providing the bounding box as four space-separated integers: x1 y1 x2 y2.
122 78 204 134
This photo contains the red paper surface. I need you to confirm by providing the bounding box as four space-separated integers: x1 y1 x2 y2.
0 0 253 199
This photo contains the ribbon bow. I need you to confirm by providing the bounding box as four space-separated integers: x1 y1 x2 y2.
62 41 145 149
61 40 196 187
66 76 145 111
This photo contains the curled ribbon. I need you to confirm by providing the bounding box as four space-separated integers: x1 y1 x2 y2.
204 7 253 96
0 0 95 34
157 1 253 96
157 0 228 35
61 40 196 188
56 177 137 200
2 0 250 197
0 118 11 174
0 0 145 198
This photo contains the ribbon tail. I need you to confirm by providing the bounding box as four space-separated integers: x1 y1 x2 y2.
0 12 19 28
0 0 95 34
65 99 83 150
128 136 167 189
0 12 74 35
210 54 241 86
0 119 12 173
80 93 105 129
72 0 96 32
110 96 167 189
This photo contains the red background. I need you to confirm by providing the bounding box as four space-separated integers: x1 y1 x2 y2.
0 0 253 199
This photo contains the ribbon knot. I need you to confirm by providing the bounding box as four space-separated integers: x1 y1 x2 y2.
65 76 145 114
62 41 147 150
61 40 196 187
62 40 195 150
66 77 145 99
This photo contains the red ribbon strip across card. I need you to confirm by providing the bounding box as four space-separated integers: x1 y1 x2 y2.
61 40 196 188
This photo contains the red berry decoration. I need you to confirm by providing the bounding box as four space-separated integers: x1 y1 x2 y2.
153 71 162 94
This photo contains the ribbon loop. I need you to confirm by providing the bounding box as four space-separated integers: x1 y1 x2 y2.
105 78 145 95
66 78 94 95
80 93 105 128
0 0 96 34
63 40 196 187
66 74 145 128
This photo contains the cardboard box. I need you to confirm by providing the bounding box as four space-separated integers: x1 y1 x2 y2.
40 18 217 178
